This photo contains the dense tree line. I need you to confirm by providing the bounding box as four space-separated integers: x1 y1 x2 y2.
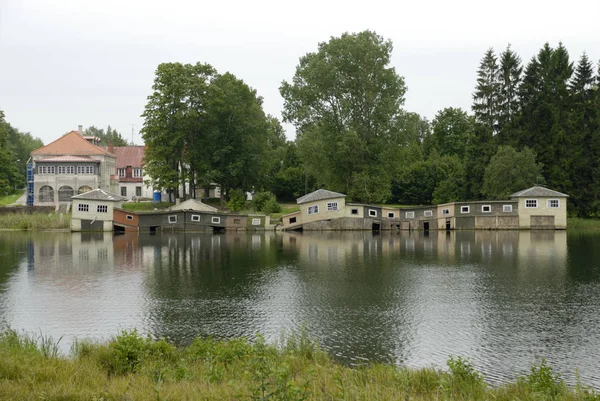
0 111 43 195
84 125 129 147
141 33 599 215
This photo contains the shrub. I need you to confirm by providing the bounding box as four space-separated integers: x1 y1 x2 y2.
520 358 565 397
262 198 281 214
227 189 246 212
109 329 149 374
252 191 274 212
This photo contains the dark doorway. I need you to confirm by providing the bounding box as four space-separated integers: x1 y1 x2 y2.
113 225 125 234
372 222 381 231
423 222 430 231
149 226 159 235
446 220 451 230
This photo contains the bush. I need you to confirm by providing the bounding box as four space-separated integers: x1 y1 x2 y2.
262 198 281 214
520 358 565 397
227 189 246 212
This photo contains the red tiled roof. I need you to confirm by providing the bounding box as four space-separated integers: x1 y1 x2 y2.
31 130 116 156
106 146 146 168
38 155 101 163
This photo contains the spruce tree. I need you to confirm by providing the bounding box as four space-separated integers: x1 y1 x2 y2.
472 48 500 131
497 45 522 145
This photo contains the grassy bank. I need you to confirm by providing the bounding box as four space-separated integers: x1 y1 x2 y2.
0 330 597 400
568 217 600 231
0 191 23 206
121 201 174 212
0 212 70 230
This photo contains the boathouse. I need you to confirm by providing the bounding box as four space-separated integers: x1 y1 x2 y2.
71 189 127 231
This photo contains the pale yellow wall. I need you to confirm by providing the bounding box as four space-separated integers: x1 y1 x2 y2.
72 199 122 222
381 207 400 219
300 197 347 224
514 197 567 229
345 204 364 218
436 203 455 229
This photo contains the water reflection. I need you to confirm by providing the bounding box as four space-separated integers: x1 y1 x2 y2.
1 229 599 387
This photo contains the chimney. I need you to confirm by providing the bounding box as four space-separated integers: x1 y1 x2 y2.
78 125 83 134
108 141 114 154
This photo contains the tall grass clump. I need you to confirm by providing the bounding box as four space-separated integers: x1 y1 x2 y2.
0 213 70 230
2 329 600 400
568 217 600 231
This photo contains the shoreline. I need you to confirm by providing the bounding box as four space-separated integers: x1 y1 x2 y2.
1 329 597 400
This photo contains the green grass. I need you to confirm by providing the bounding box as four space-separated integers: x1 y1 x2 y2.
121 201 174 212
269 203 300 220
0 213 70 230
0 191 23 206
0 329 598 400
568 217 600 230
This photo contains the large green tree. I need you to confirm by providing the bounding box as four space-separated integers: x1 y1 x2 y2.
199 72 270 197
425 107 474 160
482 146 543 199
497 45 523 144
472 48 500 132
280 30 407 203
0 111 21 194
141 62 216 201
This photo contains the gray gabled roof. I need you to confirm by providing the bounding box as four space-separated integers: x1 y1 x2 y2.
510 186 569 198
71 189 128 202
296 189 346 205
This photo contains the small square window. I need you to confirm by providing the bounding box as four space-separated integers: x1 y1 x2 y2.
191 214 201 222
78 204 89 212
211 216 220 224
482 205 491 213
168 215 177 223
126 215 134 220
252 218 261 225
289 217 297 224
97 205 108 213
327 202 338 211
424 210 433 217
547 199 560 208
442 208 450 215
388 212 395 218
503 205 513 213
525 199 537 208
307 205 319 215
405 211 414 219
368 209 377 217
351 209 358 215
461 206 470 213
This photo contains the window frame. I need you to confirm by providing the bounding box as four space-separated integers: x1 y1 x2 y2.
481 205 491 213
121 187 127 197
405 211 414 219
289 217 297 224
442 208 450 215
503 204 513 213
547 199 560 208
307 205 319 215
133 168 143 178
326 201 338 211
117 168 126 178
460 206 470 214
424 210 433 217
135 186 142 197
191 214 201 222
387 212 396 218
211 216 221 224
252 218 261 226
78 204 89 212
168 215 177 224
350 208 359 215
126 215 134 221
97 205 108 213
368 209 377 217
525 199 538 208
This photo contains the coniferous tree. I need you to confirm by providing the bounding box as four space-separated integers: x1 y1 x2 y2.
497 45 523 145
472 48 500 131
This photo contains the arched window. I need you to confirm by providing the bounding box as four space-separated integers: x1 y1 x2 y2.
78 185 93 194
39 186 54 202
58 186 74 202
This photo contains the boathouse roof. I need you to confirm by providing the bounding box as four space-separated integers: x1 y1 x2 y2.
168 198 218 212
297 189 346 204
510 186 569 198
71 189 128 202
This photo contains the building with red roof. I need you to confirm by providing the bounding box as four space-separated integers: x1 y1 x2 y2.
30 127 118 205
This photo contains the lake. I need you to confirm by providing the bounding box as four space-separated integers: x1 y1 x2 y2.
1 229 599 386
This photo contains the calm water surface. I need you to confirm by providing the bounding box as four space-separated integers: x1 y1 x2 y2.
1 230 600 386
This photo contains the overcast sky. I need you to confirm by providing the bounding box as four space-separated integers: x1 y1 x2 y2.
1 0 599 145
